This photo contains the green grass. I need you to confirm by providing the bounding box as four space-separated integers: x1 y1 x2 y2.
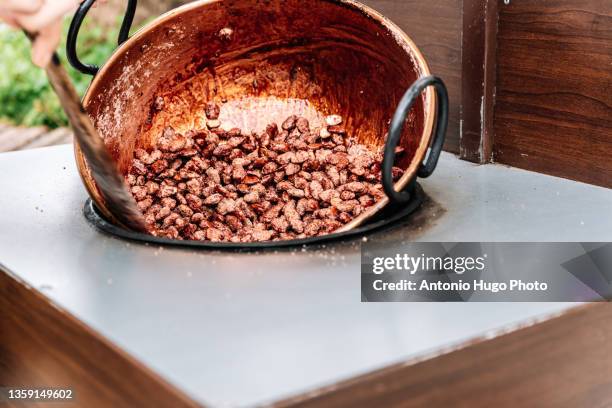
0 20 120 128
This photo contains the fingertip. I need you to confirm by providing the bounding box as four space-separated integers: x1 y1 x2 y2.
30 20 62 68
31 47 50 68
2 0 43 14
14 0 80 32
0 9 19 27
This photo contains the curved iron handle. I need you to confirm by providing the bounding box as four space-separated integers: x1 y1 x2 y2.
382 75 449 204
67 0 138 76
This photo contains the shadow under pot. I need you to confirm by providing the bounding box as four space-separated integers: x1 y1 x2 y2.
69 0 448 249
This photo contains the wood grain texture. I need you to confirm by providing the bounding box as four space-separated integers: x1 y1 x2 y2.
0 266 201 408
361 0 462 153
461 0 498 163
0 126 72 152
43 53 147 233
277 304 612 407
494 0 612 188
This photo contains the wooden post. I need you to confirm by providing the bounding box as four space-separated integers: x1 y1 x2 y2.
460 0 499 164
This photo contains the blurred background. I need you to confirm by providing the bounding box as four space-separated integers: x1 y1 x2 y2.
0 0 187 152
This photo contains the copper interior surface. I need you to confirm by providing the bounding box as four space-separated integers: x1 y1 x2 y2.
77 0 435 232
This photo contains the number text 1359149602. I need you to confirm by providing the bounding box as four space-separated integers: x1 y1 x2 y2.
1 388 74 402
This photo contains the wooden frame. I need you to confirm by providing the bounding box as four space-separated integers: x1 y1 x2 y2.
493 0 612 188
460 0 498 163
277 303 612 407
0 265 200 408
4 263 611 407
367 0 611 187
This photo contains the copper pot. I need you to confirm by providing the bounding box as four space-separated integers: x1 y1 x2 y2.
70 0 448 234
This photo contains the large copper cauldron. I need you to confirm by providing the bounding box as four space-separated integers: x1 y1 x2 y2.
69 0 448 242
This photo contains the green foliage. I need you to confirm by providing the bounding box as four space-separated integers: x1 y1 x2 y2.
0 20 120 128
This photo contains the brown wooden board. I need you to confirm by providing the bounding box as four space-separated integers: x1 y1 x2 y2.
361 0 462 154
277 304 612 407
461 0 498 163
2 257 609 407
494 0 612 188
0 265 201 408
0 126 72 153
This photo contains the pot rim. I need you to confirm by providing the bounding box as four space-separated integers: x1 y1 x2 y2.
76 0 436 232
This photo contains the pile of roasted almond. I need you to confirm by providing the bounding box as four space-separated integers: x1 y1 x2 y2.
125 103 404 242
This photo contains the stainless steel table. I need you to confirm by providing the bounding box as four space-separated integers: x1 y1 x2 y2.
1 145 610 407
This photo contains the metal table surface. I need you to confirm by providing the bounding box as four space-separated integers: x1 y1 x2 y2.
1 145 610 407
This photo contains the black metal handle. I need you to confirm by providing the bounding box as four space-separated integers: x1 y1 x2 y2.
67 0 138 76
382 75 449 204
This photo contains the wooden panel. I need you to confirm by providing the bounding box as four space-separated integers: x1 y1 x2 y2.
361 0 462 153
494 0 612 188
461 0 498 163
0 267 200 408
0 126 72 153
278 304 612 407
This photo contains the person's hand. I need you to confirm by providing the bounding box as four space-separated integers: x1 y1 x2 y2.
0 0 80 67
